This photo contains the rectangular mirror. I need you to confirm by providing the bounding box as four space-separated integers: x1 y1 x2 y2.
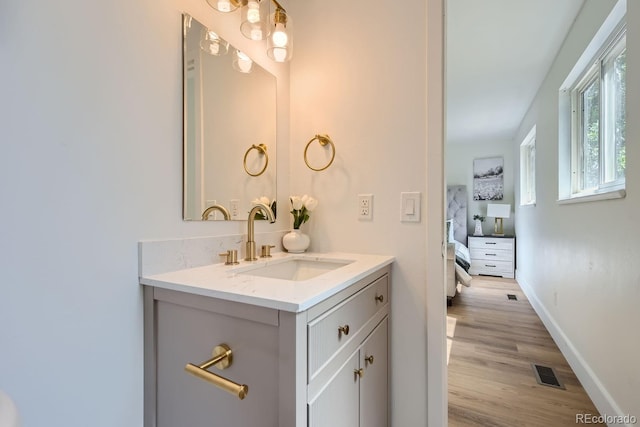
183 14 277 221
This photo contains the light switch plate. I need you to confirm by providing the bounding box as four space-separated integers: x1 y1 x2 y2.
401 192 421 222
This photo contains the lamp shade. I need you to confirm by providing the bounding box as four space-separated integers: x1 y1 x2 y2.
487 203 511 219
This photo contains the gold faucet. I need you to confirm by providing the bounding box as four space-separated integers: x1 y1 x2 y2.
201 204 231 220
246 203 275 261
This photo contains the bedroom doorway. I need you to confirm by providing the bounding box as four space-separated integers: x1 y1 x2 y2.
443 0 587 423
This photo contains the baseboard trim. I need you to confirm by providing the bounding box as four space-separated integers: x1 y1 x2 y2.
516 271 630 425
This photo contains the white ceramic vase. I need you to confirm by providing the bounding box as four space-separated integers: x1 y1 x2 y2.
473 219 483 236
282 229 310 253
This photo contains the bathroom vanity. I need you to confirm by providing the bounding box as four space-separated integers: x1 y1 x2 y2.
140 252 393 427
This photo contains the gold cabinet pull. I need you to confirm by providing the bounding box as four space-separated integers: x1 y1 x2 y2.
185 344 249 400
375 294 384 303
338 325 350 338
354 368 364 379
365 355 374 366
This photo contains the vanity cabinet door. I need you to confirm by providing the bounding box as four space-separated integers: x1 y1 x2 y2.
155 300 279 427
308 351 360 427
308 318 389 427
359 318 388 427
308 274 388 380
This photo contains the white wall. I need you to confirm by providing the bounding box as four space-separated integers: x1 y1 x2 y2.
446 140 515 236
0 1 290 426
289 0 435 424
514 0 639 419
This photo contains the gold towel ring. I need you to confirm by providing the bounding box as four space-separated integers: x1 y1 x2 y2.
243 143 269 177
304 134 335 172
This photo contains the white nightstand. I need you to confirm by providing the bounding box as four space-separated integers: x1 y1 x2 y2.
468 236 515 278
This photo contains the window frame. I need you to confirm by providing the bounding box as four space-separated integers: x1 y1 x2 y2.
569 26 626 198
520 126 536 206
557 0 628 204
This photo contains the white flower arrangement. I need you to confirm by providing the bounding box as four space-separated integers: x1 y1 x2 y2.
290 194 318 229
251 196 276 219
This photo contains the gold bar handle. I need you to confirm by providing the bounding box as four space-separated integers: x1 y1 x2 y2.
184 344 249 400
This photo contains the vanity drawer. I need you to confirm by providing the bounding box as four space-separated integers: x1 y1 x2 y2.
307 275 388 380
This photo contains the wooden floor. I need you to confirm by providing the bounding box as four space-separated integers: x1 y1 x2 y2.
447 276 603 426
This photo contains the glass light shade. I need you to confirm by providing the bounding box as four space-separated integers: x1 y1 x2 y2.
233 50 253 73
200 30 229 56
206 0 239 12
240 0 270 40
266 9 292 62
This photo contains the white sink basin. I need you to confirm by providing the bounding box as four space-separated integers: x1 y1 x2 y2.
238 258 353 281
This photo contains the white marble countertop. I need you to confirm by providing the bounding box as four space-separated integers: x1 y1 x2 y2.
140 252 394 312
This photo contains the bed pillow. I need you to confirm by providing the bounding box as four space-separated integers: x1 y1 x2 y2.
446 219 455 243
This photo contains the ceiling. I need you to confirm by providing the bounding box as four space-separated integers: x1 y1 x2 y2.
445 0 585 145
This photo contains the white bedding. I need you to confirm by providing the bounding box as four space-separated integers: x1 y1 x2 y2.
452 239 471 266
452 240 472 287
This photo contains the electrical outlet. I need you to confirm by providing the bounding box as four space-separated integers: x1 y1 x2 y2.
358 194 373 220
230 199 240 219
205 199 217 219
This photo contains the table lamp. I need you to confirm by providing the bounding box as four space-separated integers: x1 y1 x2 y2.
487 203 510 236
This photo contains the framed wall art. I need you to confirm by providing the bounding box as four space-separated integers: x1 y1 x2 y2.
473 156 504 200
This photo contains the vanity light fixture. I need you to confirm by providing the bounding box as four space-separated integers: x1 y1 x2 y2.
200 29 229 56
267 0 292 62
240 0 270 41
206 0 240 13
233 49 253 73
205 0 293 63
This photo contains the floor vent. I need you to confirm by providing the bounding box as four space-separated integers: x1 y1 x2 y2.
532 363 565 389
507 294 518 300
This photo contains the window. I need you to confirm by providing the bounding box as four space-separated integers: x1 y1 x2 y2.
520 126 536 206
569 27 626 198
559 1 626 203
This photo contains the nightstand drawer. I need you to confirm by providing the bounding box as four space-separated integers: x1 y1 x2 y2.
470 248 512 262
469 260 513 276
468 237 513 251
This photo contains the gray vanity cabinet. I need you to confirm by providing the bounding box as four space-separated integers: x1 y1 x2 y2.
143 265 390 427
308 318 388 427
308 351 360 427
149 289 281 427
359 318 388 427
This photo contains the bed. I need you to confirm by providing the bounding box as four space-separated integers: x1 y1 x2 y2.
446 185 473 305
